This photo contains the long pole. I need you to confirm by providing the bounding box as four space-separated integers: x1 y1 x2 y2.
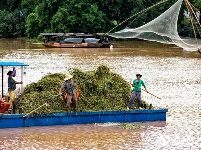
184 0 199 48
1 66 3 98
133 84 161 100
105 0 169 35
185 0 201 28
21 66 23 94
111 74 161 99
23 95 59 118
23 103 48 118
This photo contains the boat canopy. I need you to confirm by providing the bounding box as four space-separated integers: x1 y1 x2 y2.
85 38 100 43
0 61 29 97
64 38 83 43
63 38 100 44
40 33 102 37
0 62 29 67
40 33 65 36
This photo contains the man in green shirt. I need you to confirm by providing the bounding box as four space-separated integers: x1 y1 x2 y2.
127 74 148 110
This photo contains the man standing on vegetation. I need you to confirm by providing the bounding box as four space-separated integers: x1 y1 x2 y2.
7 71 23 109
59 74 77 111
127 74 148 110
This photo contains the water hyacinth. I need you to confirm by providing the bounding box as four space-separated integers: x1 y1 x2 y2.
19 65 149 116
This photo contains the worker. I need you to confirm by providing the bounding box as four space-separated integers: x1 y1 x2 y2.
7 71 23 109
59 74 77 111
127 74 148 110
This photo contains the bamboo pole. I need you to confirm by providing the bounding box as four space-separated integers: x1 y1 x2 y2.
23 103 48 118
105 0 169 35
23 95 59 118
133 84 161 100
185 0 201 28
184 0 199 48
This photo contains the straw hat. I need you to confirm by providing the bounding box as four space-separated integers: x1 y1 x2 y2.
64 74 73 80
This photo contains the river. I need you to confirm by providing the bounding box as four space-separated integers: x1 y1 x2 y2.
0 38 200 149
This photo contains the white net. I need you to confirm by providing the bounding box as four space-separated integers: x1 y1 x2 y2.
109 0 198 51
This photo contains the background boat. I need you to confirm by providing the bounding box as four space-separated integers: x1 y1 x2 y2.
40 33 114 48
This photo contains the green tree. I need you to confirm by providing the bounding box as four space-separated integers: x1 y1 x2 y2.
192 0 201 22
0 9 25 38
53 1 111 33
0 0 25 37
25 0 113 37
21 0 40 18
25 13 41 38
50 8 70 33
0 0 200 38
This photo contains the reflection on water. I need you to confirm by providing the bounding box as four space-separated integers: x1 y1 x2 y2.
0 39 201 149
0 122 166 150
0 124 143 150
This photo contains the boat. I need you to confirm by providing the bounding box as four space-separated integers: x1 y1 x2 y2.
40 33 114 48
0 109 168 128
0 61 168 128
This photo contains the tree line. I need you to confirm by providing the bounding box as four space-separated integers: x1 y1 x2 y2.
0 0 200 38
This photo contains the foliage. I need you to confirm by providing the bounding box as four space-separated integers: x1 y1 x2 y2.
19 65 149 116
0 0 26 38
0 0 200 38
0 9 25 38
25 13 41 38
120 123 145 130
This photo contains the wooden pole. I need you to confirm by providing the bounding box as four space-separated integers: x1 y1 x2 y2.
23 95 59 118
23 103 48 118
21 66 23 94
185 0 201 28
184 0 199 48
1 66 3 98
134 84 161 100
105 0 169 35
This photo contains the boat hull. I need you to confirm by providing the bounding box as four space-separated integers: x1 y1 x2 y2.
0 109 168 128
43 43 113 48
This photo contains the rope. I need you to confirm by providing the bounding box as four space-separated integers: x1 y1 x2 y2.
127 11 146 27
105 0 170 35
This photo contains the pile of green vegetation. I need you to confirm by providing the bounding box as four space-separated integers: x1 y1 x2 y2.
19 65 149 116
119 123 145 130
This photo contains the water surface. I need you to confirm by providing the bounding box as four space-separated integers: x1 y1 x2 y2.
0 39 200 149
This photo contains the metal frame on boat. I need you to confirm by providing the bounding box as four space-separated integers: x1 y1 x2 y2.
0 61 29 97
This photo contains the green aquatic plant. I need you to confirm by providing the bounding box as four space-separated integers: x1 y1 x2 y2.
120 123 145 130
19 65 150 116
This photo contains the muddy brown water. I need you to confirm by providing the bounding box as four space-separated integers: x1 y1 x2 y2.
0 39 201 149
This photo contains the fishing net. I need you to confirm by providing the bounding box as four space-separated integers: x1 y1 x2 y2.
109 0 198 51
